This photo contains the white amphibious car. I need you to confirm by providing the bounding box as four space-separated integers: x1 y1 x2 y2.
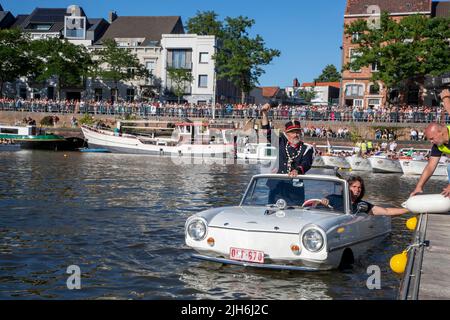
185 174 391 271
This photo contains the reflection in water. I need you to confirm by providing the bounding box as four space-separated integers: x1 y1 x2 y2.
0 151 443 299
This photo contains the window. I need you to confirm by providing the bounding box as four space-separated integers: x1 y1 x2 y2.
349 49 362 72
95 88 103 101
198 75 208 88
146 60 156 75
29 23 52 31
118 42 128 47
168 49 192 69
371 62 379 72
368 99 381 107
19 87 27 99
369 84 380 95
127 68 135 77
0 128 19 134
351 33 361 43
126 89 135 102
111 89 118 102
354 99 363 107
199 52 209 63
345 84 364 97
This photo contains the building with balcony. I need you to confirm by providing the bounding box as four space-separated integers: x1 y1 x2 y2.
161 34 240 104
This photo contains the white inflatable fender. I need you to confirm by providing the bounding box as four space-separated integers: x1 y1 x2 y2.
402 194 450 214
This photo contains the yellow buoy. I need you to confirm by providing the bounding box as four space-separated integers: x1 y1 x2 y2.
406 217 417 231
390 251 408 274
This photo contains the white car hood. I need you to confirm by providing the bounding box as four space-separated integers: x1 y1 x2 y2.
206 206 344 234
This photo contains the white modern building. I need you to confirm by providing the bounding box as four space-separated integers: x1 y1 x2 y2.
299 82 340 105
161 34 217 104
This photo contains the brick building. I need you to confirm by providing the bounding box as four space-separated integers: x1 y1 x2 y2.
340 0 449 109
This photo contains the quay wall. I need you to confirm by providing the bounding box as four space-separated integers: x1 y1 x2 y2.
0 111 432 145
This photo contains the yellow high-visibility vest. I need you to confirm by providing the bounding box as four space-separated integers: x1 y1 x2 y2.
438 126 450 154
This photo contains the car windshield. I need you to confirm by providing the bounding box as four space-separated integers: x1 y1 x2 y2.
241 177 347 214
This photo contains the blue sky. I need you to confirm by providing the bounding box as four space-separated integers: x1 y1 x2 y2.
1 0 346 88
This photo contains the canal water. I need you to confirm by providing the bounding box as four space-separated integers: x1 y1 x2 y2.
0 150 445 300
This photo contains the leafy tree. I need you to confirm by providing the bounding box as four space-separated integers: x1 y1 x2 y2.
314 64 341 82
186 12 281 103
93 39 150 98
0 28 34 97
296 87 316 103
186 11 223 37
344 12 450 103
166 67 194 103
31 37 94 99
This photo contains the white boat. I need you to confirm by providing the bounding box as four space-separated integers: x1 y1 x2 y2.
368 155 403 173
81 122 235 156
312 145 352 169
320 155 351 169
312 155 325 168
345 155 372 171
236 143 277 161
399 158 448 176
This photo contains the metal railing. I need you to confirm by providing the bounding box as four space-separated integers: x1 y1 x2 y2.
1 102 448 124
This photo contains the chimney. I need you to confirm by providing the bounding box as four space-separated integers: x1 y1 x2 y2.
108 11 117 23
293 78 299 88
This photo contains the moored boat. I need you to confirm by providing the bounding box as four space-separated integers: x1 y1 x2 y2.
345 155 372 171
320 155 351 169
0 124 83 151
399 158 448 176
81 121 235 156
368 155 403 173
236 143 277 161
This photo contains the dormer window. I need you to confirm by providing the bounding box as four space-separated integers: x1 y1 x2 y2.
28 23 52 31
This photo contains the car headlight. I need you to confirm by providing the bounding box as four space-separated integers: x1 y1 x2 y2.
302 228 324 252
186 218 208 241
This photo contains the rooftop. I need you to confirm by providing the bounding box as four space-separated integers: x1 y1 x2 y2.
345 0 432 16
98 16 184 45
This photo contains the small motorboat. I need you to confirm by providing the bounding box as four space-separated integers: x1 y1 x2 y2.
368 155 403 173
345 155 372 171
399 158 448 176
236 143 277 161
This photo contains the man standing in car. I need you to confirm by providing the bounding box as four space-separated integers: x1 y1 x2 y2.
260 102 314 176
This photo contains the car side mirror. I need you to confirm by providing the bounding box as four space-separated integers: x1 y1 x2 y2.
356 202 369 214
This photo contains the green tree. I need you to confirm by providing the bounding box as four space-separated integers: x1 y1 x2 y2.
186 11 223 36
31 37 94 99
344 12 450 103
0 28 34 97
314 64 341 82
166 67 194 103
186 12 281 103
93 39 150 98
296 87 316 103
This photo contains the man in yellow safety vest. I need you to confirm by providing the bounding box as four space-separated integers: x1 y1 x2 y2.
411 89 450 197
411 123 450 197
